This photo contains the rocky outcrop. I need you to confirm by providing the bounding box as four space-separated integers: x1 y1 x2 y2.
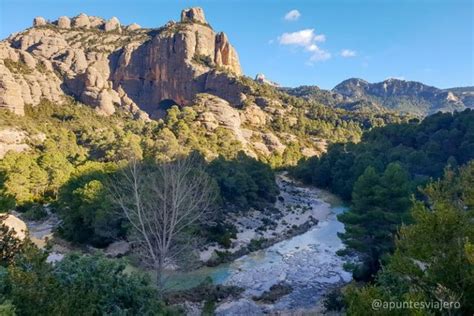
110 10 242 116
215 32 241 75
33 16 47 27
0 128 30 158
1 214 27 240
181 7 207 24
105 240 130 257
57 16 71 29
0 8 242 119
72 13 90 28
195 94 246 143
126 23 141 31
104 17 121 32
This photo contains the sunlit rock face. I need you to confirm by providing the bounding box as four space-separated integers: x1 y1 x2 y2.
0 8 242 118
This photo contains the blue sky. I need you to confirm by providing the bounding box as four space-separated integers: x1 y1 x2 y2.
1 0 472 89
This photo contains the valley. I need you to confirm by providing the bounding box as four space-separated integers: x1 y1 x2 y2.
0 4 472 316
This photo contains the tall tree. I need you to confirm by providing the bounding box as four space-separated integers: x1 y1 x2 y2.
111 155 216 290
338 163 411 280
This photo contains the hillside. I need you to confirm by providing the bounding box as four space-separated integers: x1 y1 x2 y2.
0 8 406 164
0 5 473 316
286 79 472 117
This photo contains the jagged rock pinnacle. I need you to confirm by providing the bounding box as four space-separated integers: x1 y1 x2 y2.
181 7 207 24
33 16 46 27
57 16 71 29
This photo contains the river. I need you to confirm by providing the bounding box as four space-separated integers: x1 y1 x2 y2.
166 173 352 312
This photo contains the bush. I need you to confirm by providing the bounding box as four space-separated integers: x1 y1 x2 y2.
1 247 174 315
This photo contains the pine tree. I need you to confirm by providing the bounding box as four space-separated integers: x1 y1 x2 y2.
338 163 411 280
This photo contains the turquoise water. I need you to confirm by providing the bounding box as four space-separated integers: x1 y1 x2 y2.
164 202 347 291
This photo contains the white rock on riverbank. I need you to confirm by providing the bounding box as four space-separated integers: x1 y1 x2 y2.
199 172 334 262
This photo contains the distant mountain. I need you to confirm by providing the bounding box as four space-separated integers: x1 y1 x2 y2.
443 86 474 108
285 79 471 117
332 78 469 116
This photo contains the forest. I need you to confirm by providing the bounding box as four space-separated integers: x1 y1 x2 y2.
0 102 473 314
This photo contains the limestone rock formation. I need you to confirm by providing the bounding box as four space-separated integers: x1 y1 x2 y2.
72 13 90 28
1 214 28 240
215 32 241 75
57 16 71 29
104 17 121 32
126 23 141 31
0 128 29 158
0 8 243 119
33 16 46 27
181 7 207 24
195 94 246 143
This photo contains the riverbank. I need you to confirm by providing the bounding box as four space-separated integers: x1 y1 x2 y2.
200 172 336 265
164 173 352 314
7 171 352 314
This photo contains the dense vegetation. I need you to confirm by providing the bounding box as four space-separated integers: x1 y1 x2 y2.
293 109 474 200
337 163 412 280
0 236 174 315
207 152 279 211
239 76 408 140
0 100 276 244
1 85 467 313
343 163 474 315
287 109 474 314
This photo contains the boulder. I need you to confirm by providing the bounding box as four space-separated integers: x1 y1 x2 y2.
241 104 267 126
57 16 71 29
72 13 90 28
1 214 27 240
88 16 105 28
33 16 46 27
126 23 141 31
0 128 29 158
104 17 121 32
263 132 286 154
105 240 130 257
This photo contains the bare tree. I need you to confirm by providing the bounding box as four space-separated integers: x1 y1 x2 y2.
110 155 216 290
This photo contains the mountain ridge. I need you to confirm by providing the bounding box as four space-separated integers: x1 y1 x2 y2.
0 8 243 118
285 77 472 117
0 7 408 161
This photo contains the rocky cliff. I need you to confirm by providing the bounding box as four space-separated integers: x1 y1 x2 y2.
0 8 409 160
0 7 243 118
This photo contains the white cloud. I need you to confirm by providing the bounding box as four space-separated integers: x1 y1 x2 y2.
340 49 356 57
313 34 326 42
309 46 331 62
279 29 315 46
278 29 330 62
284 9 301 21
